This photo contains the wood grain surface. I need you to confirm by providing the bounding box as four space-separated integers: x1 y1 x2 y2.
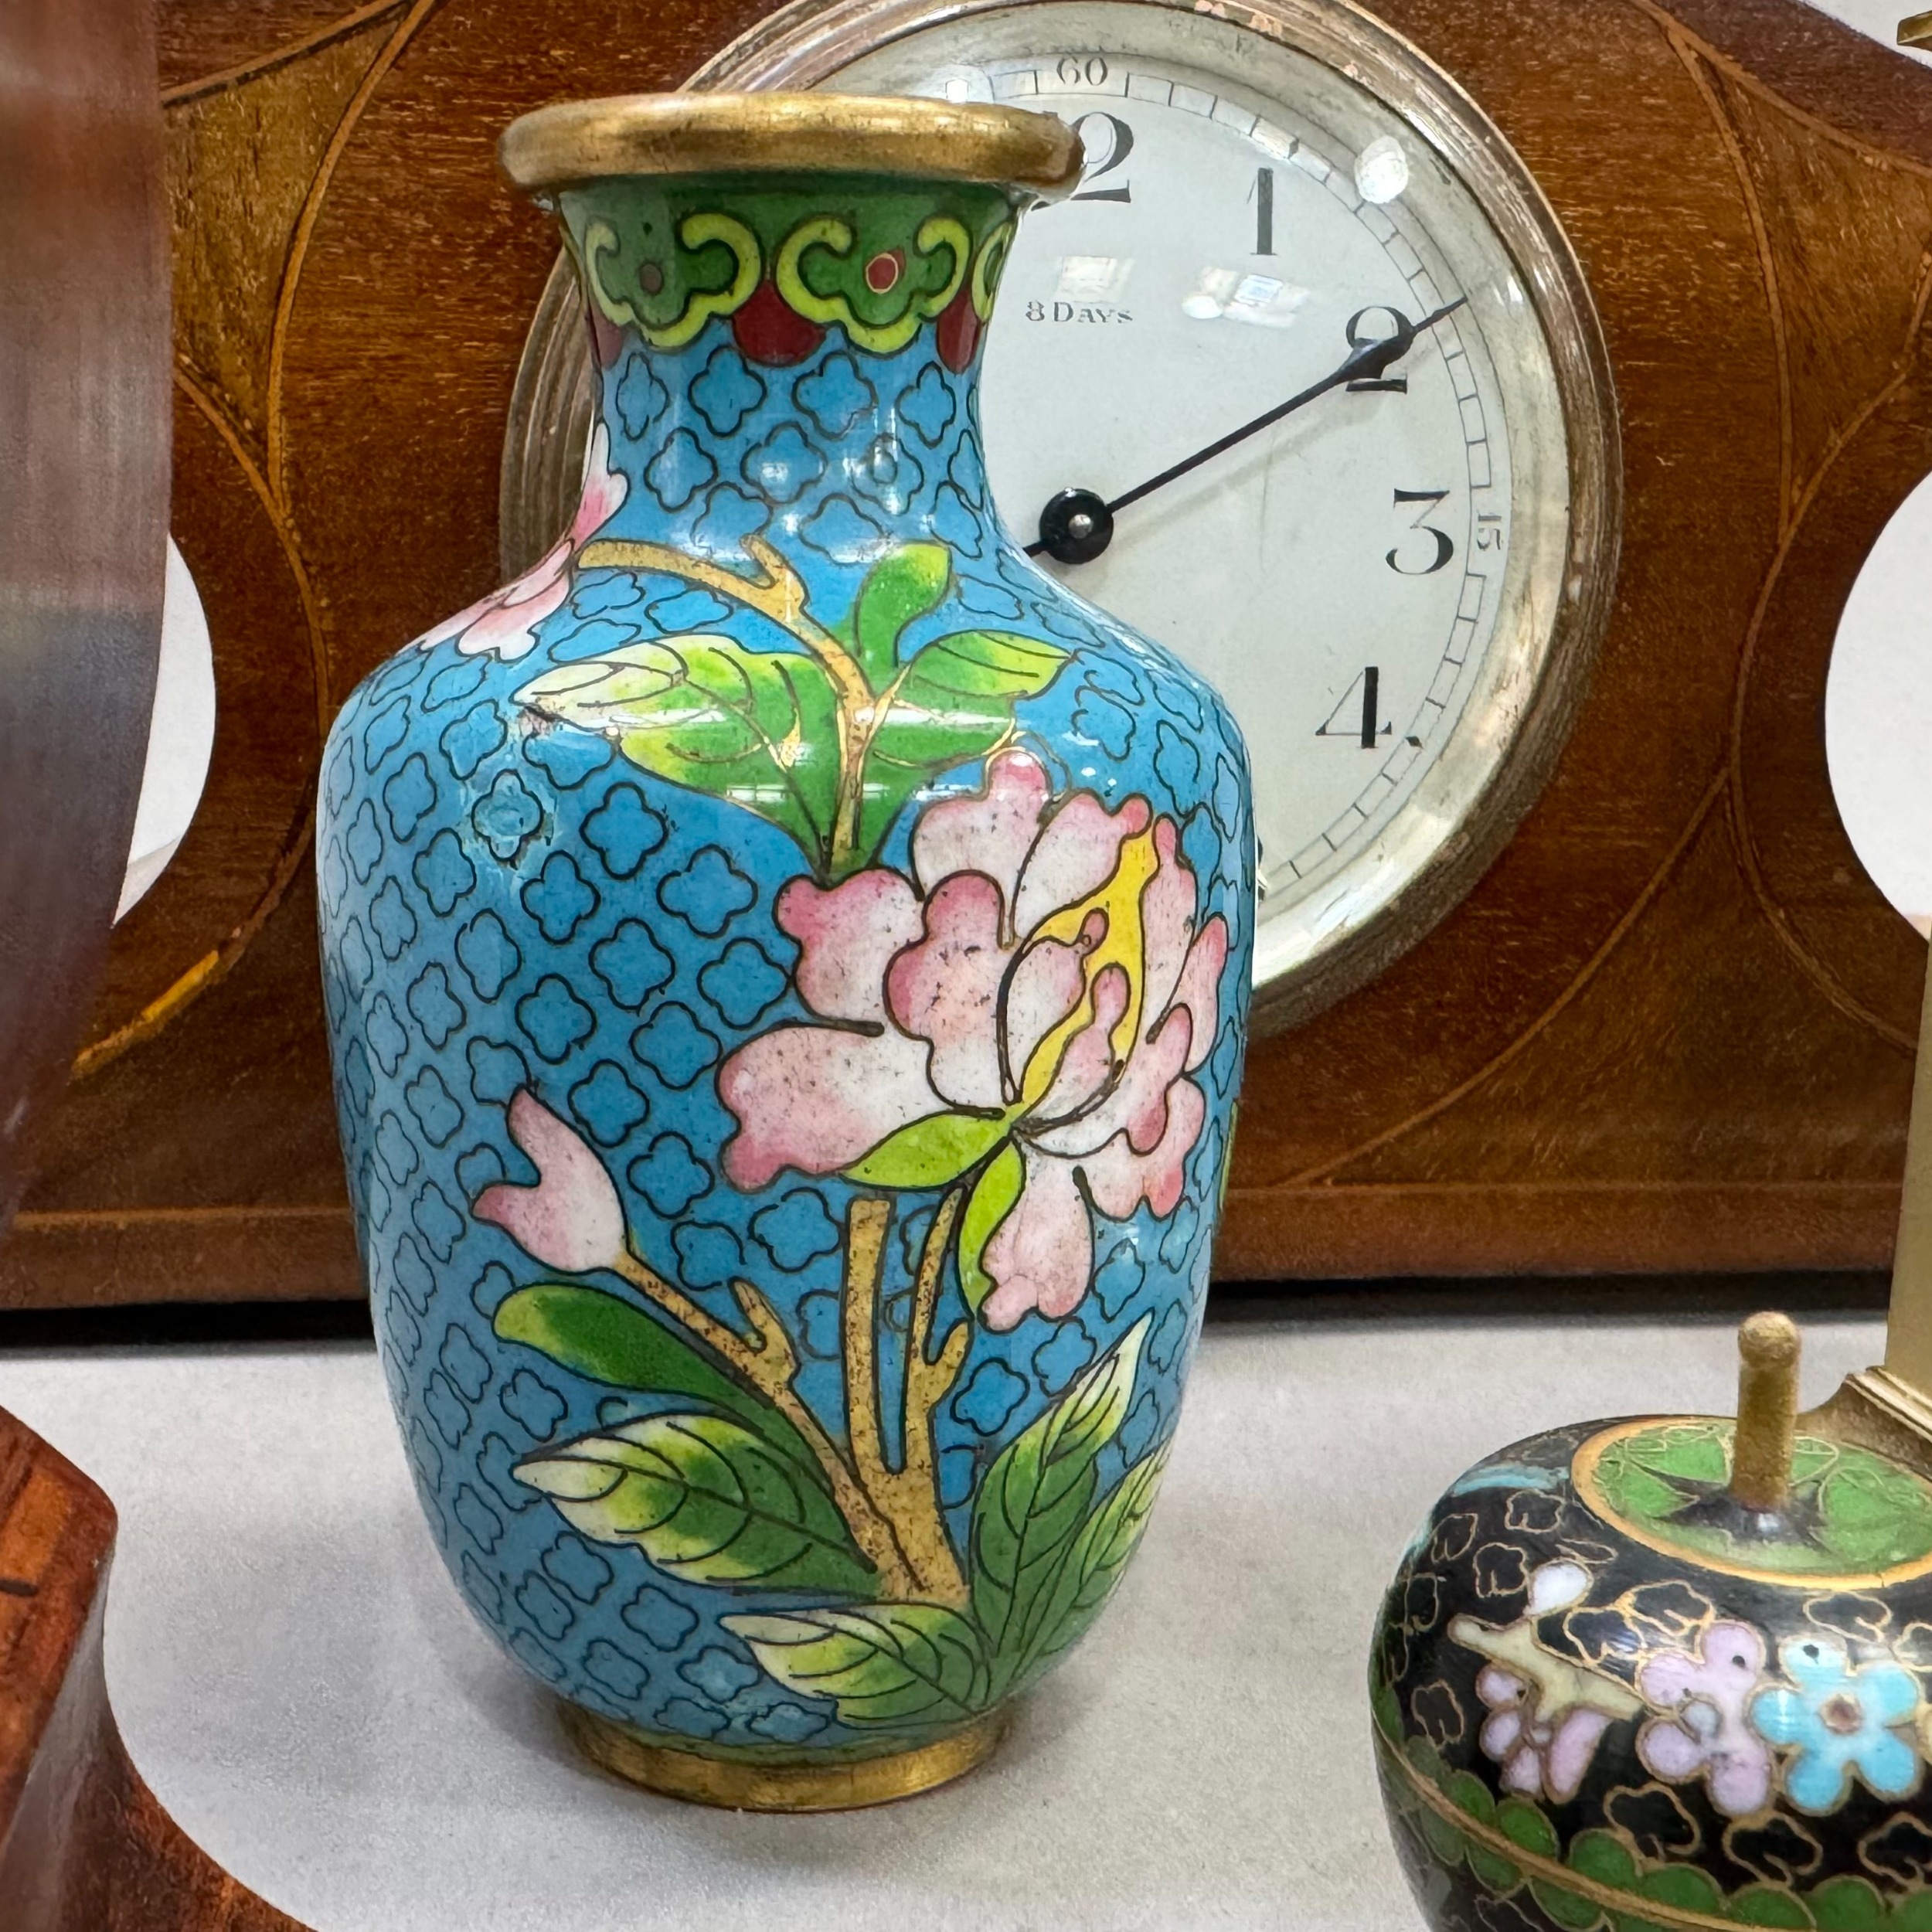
7 0 1930 1305
0 0 170 1235
0 1406 306 1930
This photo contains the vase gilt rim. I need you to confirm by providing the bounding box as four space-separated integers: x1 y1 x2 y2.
498 91 1084 197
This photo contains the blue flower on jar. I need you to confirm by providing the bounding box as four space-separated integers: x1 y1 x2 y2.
1750 1635 1922 1811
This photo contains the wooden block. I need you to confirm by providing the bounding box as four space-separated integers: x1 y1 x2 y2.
0 1405 306 1930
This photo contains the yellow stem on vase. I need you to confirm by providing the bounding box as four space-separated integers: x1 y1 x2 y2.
610 1243 913 1596
901 1189 971 1545
839 1192 971 1607
574 533 875 874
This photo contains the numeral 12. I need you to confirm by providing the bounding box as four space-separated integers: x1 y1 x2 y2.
1070 112 1134 202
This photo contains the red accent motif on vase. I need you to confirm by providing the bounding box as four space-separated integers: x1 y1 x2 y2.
732 277 826 366
585 303 624 369
937 284 982 372
864 250 904 294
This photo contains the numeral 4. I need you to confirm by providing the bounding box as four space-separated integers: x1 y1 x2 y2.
1315 666 1391 749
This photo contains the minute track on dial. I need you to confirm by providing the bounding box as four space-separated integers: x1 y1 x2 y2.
1025 295 1470 564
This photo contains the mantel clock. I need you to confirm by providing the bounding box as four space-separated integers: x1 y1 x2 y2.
9 0 1932 1305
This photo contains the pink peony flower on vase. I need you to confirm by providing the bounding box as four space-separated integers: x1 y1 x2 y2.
474 1088 626 1274
417 421 628 662
716 748 1229 1329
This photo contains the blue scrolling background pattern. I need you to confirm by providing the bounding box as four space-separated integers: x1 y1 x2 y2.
321 304 1251 1753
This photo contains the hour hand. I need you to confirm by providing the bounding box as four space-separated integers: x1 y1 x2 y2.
1026 294 1468 564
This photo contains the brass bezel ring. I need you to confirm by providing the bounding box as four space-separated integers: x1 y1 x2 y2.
498 91 1083 197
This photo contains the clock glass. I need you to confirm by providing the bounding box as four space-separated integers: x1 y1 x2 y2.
811 0 1615 1022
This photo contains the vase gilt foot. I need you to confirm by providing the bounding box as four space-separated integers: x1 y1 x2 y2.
560 1703 1009 1811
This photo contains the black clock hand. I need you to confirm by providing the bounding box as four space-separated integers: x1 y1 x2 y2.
1026 295 1469 564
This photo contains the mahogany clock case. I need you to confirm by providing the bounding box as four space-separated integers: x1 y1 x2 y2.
10 0 1932 1310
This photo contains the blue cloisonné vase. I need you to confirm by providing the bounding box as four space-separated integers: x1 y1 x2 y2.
317 94 1253 1809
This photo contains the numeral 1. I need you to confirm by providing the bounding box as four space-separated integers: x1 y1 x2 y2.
1250 167 1275 255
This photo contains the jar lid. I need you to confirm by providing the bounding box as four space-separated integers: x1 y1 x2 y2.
499 91 1083 197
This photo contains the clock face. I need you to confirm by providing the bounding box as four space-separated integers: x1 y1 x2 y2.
815 0 1611 1019
500 0 1617 1026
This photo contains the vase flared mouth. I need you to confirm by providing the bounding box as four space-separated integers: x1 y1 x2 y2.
498 90 1083 198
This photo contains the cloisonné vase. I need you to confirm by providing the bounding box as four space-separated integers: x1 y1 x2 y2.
1374 1316 1932 1931
316 94 1253 1809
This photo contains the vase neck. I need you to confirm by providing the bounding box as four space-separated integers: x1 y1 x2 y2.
553 173 1021 566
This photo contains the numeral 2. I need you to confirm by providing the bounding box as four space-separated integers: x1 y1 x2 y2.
1387 488 1454 575
1070 112 1134 202
1344 306 1413 393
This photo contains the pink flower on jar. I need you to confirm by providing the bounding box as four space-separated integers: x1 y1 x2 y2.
474 1089 626 1274
418 422 628 662
716 749 1229 1329
1475 1664 1615 1804
1635 1621 1773 1818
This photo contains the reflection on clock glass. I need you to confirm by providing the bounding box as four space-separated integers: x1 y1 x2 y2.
827 4 1573 997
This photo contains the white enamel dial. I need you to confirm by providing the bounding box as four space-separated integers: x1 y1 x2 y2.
978 51 1521 925
812 0 1614 1022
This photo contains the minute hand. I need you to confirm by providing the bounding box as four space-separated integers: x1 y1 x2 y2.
1026 296 1468 558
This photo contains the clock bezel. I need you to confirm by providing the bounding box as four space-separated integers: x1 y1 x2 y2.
498 0 1621 1036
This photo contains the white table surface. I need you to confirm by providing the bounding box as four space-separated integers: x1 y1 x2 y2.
0 1308 1889 1932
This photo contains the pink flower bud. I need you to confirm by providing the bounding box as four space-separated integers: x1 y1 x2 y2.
474 1089 625 1274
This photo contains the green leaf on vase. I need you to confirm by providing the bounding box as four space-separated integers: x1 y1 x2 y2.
844 1110 1012 1189
1437 1777 1507 1886
1369 1676 1403 1748
1444 1770 1495 1826
849 628 1070 869
722 1602 991 1726
1403 1734 1449 1789
1805 1878 1884 1932
1420 1806 1468 1869
1495 1796 1558 1859
1018 1445 1168 1682
492 1284 818 1473
970 1315 1148 1693
1566 1831 1634 1890
851 542 951 689
1529 1883 1599 1932
514 638 842 865
1634 1866 1723 1917
513 1412 877 1596
903 628 1070 702
956 1141 1024 1311
1886 1898 1932 1932
1464 1837 1521 1896
1728 1886 1813 1930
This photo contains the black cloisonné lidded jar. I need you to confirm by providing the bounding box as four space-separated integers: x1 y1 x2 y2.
1373 1316 1932 1932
